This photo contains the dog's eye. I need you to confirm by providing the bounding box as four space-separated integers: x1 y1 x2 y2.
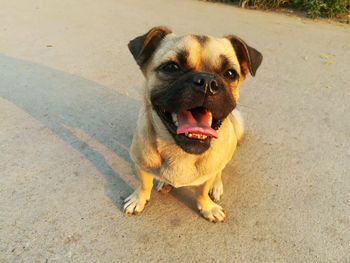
161 62 181 73
224 69 237 80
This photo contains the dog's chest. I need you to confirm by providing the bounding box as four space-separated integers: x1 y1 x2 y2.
155 155 213 187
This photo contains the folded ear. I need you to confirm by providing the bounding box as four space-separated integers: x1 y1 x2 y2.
128 26 172 68
225 35 263 77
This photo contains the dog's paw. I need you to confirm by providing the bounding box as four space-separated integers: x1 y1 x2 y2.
123 188 149 215
198 199 225 223
209 180 223 202
156 181 173 194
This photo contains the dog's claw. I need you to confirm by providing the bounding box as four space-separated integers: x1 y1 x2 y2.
198 201 225 223
123 188 149 215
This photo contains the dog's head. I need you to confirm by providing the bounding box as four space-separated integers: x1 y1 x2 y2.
128 26 262 154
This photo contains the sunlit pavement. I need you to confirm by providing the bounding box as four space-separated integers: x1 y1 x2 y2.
0 0 349 262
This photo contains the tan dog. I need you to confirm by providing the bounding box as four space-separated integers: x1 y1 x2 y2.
123 26 262 222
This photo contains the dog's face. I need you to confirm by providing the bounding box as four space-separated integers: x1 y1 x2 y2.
129 26 262 154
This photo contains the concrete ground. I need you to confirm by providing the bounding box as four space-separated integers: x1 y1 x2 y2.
0 0 349 262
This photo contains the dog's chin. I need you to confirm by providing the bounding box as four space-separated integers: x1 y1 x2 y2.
154 105 224 155
174 133 212 155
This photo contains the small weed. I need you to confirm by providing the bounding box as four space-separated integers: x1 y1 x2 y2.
319 53 334 65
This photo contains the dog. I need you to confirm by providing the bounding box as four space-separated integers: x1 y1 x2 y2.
123 26 262 222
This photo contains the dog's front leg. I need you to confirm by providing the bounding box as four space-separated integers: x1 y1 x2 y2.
197 175 225 223
123 167 153 215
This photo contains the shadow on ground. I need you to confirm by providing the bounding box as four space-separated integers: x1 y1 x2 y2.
0 54 140 208
0 54 213 213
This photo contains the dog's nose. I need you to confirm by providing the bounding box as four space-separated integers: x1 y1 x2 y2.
208 79 219 95
192 74 219 95
192 75 207 93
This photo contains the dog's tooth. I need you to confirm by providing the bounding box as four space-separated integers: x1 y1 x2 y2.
188 133 193 138
172 113 179 126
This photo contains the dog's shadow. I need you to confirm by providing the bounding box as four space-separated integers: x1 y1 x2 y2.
0 55 142 208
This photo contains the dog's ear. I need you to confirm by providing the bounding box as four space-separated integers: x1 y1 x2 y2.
225 35 263 77
128 26 172 68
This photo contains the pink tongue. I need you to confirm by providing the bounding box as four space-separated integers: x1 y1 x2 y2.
176 109 218 139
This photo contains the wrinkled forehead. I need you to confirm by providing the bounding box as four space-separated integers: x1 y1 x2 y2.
152 34 240 73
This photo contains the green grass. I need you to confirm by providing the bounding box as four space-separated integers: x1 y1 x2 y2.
205 0 350 18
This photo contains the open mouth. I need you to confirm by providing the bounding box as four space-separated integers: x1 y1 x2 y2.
155 106 222 142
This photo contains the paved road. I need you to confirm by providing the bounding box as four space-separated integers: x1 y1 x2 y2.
0 0 349 262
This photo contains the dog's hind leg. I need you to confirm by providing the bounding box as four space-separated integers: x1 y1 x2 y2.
123 167 153 215
209 172 223 202
156 181 173 194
